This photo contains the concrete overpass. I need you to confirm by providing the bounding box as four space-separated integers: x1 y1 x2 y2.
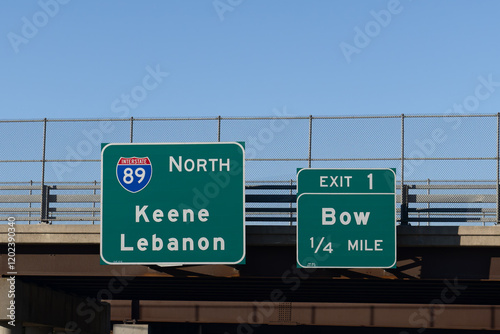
2 224 500 333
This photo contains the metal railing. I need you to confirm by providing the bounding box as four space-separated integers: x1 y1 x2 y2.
0 180 497 226
1 114 499 225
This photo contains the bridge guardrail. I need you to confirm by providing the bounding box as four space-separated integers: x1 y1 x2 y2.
0 180 497 226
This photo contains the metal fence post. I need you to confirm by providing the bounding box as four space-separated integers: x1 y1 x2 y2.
400 114 407 225
29 180 33 225
217 116 221 142
427 178 430 226
130 117 134 143
400 114 405 189
289 179 293 226
92 180 97 225
497 113 499 225
401 184 409 225
308 115 313 168
40 118 48 223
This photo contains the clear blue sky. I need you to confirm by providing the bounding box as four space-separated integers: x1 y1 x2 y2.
1 0 500 120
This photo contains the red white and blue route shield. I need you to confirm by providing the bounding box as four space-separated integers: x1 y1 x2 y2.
116 157 152 193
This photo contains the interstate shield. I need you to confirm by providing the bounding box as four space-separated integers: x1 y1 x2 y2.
116 157 152 193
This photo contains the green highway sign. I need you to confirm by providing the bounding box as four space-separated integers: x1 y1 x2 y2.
101 142 245 265
296 168 396 268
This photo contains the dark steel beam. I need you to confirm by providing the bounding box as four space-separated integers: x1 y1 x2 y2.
107 300 500 331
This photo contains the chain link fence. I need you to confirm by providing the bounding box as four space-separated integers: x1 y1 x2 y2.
1 113 499 225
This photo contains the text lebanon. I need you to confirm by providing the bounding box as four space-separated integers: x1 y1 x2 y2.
121 234 225 252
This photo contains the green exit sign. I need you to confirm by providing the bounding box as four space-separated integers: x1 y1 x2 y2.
100 142 245 265
296 168 396 268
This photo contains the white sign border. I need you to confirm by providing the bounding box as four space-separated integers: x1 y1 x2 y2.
100 142 246 266
296 168 397 269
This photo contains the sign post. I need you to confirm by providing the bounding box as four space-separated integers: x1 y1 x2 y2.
101 142 245 265
296 168 396 268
